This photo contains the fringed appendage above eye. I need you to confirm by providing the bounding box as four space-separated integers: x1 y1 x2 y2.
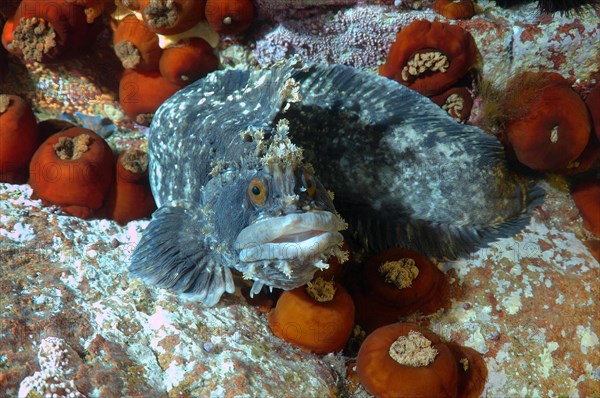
129 203 235 306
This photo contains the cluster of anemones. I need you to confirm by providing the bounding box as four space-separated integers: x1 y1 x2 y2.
1 0 256 126
379 20 479 123
243 239 487 397
1 0 109 62
112 0 255 125
478 72 599 238
0 94 155 224
380 20 599 250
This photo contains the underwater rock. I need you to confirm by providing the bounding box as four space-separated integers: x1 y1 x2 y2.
130 60 543 306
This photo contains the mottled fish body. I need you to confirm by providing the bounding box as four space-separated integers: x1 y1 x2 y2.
130 60 543 305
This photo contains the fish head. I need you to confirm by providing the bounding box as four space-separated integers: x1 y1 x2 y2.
233 162 347 293
205 120 347 294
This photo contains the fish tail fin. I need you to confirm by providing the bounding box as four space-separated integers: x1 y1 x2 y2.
129 203 235 306
426 180 545 259
354 181 545 260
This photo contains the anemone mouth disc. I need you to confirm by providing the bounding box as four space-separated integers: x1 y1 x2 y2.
234 211 346 262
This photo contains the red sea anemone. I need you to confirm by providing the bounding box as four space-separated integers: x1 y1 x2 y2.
585 83 600 141
1 17 14 51
205 0 256 35
0 94 40 183
113 14 162 71
64 0 115 24
103 149 156 224
139 0 206 36
503 72 591 172
268 278 355 354
571 178 600 237
356 323 458 398
430 86 474 122
0 24 7 81
352 248 449 332
8 0 92 62
446 342 488 398
119 69 183 126
159 37 218 86
433 0 475 19
363 248 446 311
379 20 478 97
29 127 115 219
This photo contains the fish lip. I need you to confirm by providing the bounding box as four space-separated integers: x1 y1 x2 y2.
238 231 344 262
234 211 346 262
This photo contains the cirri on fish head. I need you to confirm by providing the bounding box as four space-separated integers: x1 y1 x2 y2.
130 59 544 306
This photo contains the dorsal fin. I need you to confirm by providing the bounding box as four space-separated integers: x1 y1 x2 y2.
281 63 545 259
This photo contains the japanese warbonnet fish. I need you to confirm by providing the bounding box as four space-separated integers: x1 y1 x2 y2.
130 60 544 305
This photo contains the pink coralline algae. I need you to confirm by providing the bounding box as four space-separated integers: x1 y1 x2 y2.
254 0 359 20
254 5 431 68
18 337 85 398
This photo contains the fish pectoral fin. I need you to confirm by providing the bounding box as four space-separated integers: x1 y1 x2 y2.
129 203 235 306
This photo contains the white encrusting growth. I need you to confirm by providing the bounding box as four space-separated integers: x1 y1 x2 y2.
18 337 85 398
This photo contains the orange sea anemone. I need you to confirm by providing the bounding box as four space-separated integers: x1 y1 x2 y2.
351 248 448 333
555 133 599 175
446 342 488 398
433 0 475 19
36 119 79 142
503 72 591 172
356 323 459 398
0 94 40 183
103 149 156 224
65 0 116 23
0 43 6 83
205 0 256 35
268 278 355 354
139 0 206 35
585 83 600 141
430 86 474 122
379 20 478 97
571 178 600 237
29 127 115 219
159 37 218 86
113 14 162 71
8 0 92 62
1 17 14 51
119 69 183 125
351 287 403 334
364 248 448 312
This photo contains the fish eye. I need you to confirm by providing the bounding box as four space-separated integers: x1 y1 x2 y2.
302 171 316 198
248 178 268 206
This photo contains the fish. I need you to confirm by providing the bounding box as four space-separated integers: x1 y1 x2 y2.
129 59 544 305
59 112 117 138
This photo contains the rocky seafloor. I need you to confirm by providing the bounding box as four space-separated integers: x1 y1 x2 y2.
1 0 599 397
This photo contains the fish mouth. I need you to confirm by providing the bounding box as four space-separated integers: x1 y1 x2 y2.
234 211 346 263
